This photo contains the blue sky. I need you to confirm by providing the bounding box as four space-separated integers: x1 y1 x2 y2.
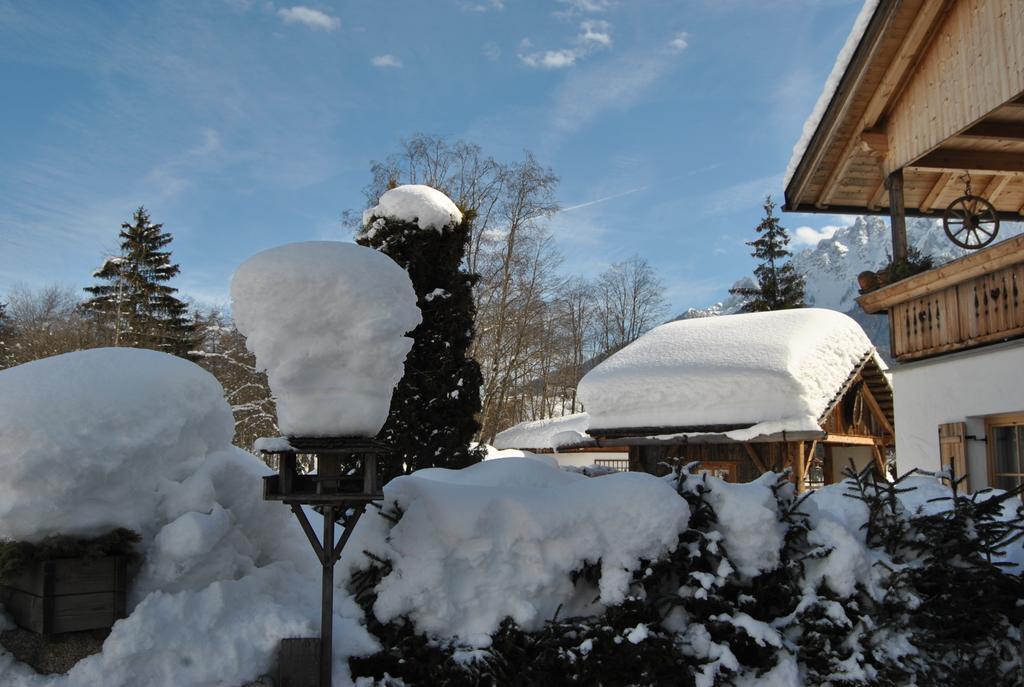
0 0 865 314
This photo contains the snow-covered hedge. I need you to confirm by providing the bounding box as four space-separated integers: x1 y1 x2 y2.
344 459 1024 686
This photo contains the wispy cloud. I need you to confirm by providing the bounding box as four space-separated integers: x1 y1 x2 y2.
556 0 614 15
482 42 501 61
518 17 613 69
668 31 689 52
547 43 686 137
460 0 504 11
559 186 645 213
371 54 402 68
579 19 612 47
519 43 579 69
702 173 783 217
276 6 340 31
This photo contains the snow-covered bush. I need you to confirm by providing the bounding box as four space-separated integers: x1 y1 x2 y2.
343 457 1024 686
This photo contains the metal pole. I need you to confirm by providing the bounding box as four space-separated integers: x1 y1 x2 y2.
320 505 335 687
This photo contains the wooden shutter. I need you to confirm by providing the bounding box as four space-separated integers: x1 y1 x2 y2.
938 422 970 492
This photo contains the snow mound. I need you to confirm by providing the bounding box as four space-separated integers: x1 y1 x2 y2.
0 348 376 687
231 241 421 437
493 412 592 451
577 308 875 438
362 184 463 234
784 0 881 188
0 348 233 541
349 456 689 647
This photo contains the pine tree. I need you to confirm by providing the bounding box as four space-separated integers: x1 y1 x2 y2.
730 197 806 312
83 207 195 357
358 194 485 479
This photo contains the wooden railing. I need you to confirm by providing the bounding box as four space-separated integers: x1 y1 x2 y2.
859 235 1024 362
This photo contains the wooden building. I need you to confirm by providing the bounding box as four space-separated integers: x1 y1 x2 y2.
575 309 894 492
785 0 1024 495
783 0 1024 262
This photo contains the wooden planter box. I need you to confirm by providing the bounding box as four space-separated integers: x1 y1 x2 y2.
0 556 127 635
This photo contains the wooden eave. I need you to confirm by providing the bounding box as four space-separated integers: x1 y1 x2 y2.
816 350 895 431
858 233 1024 312
784 0 1024 219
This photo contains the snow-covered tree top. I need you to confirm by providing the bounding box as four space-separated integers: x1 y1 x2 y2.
230 241 421 437
577 308 878 439
362 184 463 234
493 412 592 451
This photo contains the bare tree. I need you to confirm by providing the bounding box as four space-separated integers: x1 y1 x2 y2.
594 255 669 355
1 284 105 368
190 309 278 454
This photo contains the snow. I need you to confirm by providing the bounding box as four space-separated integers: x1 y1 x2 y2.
0 348 234 542
345 455 689 647
230 241 421 437
361 184 463 234
703 474 788 577
0 348 378 687
577 308 876 438
784 0 881 188
493 412 592 450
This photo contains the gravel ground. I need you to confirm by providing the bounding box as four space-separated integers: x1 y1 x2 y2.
0 628 107 674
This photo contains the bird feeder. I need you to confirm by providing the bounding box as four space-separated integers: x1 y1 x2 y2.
231 241 421 687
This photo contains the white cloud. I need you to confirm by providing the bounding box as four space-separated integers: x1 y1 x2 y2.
482 42 501 61
276 6 340 31
519 47 578 69
460 0 504 10
669 31 689 52
371 54 402 68
519 18 612 70
557 0 613 13
793 224 840 247
579 19 612 46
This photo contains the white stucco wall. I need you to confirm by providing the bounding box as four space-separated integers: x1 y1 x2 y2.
892 339 1024 488
552 451 628 469
828 445 875 483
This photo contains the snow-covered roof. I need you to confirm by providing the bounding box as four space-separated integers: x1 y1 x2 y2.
784 0 881 188
493 412 593 451
362 184 463 234
577 308 878 441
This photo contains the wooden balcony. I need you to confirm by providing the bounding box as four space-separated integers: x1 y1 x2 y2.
858 235 1024 362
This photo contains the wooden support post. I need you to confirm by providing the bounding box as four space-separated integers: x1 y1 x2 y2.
887 169 908 263
793 441 807 493
320 506 335 687
743 443 768 474
871 445 887 478
824 445 835 485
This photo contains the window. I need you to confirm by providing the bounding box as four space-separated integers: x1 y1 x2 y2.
986 413 1024 496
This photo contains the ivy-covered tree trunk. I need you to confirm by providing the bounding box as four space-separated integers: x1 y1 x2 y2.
359 191 484 479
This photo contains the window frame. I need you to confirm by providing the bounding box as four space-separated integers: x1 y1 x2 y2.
985 412 1024 494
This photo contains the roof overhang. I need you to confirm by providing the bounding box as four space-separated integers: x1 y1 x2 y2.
784 0 1024 220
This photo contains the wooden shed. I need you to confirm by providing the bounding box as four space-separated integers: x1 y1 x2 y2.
576 309 894 492
783 0 1024 262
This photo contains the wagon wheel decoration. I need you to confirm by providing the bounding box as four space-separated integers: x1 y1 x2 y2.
943 173 999 250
